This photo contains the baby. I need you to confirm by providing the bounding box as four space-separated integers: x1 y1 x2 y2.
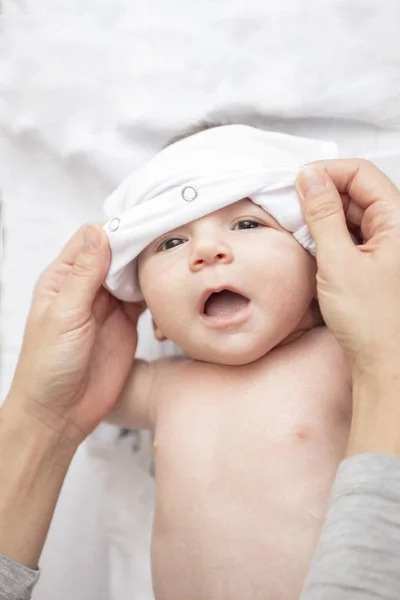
103 123 352 600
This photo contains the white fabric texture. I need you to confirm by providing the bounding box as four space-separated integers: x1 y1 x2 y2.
103 126 338 301
1 2 400 600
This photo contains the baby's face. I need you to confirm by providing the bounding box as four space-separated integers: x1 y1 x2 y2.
138 199 317 365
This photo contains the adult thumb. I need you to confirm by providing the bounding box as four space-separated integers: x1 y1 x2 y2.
55 224 110 324
296 165 355 264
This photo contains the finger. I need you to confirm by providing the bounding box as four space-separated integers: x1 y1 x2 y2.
55 221 106 266
340 192 364 228
92 286 118 325
296 165 355 265
123 300 147 324
313 159 400 243
311 158 400 211
33 228 84 307
34 221 107 304
45 220 106 277
55 224 111 324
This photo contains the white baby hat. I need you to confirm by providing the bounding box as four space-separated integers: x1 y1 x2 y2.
103 125 339 301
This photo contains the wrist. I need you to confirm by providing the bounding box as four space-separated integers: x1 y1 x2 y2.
0 397 80 476
2 391 85 451
0 398 79 568
346 365 400 457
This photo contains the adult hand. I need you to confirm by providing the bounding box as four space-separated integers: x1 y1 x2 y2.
296 160 400 456
4 224 143 443
296 159 400 371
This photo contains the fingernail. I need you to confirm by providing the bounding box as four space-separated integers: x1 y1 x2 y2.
296 166 328 200
83 224 101 251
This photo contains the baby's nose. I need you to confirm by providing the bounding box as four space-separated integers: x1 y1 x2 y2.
190 241 233 272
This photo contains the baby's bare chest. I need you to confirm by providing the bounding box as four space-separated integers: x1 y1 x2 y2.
154 335 350 478
151 335 351 599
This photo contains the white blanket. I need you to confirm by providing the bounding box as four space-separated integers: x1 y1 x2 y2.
1 2 400 600
1 0 400 177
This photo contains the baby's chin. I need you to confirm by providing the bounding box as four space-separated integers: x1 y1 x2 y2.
181 340 276 366
165 320 313 365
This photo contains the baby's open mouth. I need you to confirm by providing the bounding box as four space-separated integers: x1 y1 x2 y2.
203 289 250 318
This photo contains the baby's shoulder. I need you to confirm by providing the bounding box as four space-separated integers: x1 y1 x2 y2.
150 354 235 400
298 326 345 355
151 354 204 389
305 326 348 362
152 355 193 379
275 326 351 385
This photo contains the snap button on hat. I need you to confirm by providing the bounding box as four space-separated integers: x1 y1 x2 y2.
109 217 120 232
181 185 198 202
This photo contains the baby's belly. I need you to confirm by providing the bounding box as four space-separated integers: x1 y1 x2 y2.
151 411 350 600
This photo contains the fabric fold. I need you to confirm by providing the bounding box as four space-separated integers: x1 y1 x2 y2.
103 125 339 301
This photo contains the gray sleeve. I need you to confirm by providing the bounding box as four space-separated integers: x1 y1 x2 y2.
0 555 40 600
301 453 400 599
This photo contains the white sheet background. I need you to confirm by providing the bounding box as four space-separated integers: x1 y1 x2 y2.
1 1 400 599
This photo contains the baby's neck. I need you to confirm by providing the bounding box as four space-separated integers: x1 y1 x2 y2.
277 299 323 349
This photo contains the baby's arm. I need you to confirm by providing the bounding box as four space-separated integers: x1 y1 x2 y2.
106 359 156 430
105 356 187 431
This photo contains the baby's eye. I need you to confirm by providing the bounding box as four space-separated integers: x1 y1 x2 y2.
234 220 262 230
157 238 185 251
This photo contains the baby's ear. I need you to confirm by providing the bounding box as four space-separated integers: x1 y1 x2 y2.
152 318 167 342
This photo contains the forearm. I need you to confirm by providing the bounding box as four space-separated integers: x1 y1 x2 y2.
346 365 400 457
0 397 79 569
300 365 400 598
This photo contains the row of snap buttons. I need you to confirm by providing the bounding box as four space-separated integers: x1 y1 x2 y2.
108 185 198 232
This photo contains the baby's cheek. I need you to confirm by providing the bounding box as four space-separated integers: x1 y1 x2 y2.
268 264 315 327
285 252 316 293
151 291 190 342
139 262 172 310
